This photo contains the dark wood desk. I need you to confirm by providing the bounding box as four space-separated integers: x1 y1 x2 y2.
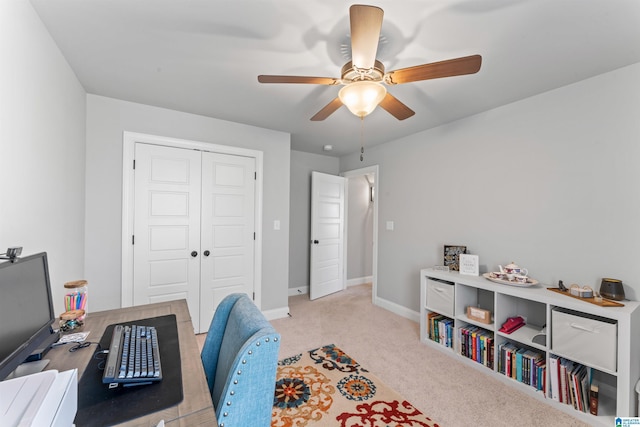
45 299 217 426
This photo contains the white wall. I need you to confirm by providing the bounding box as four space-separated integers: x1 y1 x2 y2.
346 175 373 280
288 151 339 291
0 0 86 315
7 0 639 322
85 95 291 313
341 62 640 312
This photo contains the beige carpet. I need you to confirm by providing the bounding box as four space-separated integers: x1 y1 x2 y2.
272 284 590 427
197 284 590 426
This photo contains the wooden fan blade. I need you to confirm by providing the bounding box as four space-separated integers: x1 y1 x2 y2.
258 75 340 85
385 54 482 85
310 97 343 121
350 5 384 70
378 93 415 120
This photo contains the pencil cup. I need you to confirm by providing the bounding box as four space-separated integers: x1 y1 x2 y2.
64 280 88 320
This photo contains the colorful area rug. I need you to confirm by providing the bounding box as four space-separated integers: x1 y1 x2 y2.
271 344 440 427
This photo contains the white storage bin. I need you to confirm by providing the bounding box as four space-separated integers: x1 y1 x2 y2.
426 277 455 317
551 307 617 372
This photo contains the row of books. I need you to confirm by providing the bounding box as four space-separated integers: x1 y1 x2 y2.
497 342 546 392
549 355 595 413
458 325 494 369
427 312 454 348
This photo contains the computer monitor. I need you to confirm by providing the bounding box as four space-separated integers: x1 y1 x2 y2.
0 252 58 380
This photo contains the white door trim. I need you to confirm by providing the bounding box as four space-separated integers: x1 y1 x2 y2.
121 131 264 309
341 165 379 306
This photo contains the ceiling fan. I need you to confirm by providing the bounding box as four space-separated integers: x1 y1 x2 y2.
258 4 482 121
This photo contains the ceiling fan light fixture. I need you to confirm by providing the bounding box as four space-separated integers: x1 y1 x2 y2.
338 80 387 118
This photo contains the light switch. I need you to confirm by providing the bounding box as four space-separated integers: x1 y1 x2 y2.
386 221 394 231
274 220 280 230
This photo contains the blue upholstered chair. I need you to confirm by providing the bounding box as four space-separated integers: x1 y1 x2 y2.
201 293 280 427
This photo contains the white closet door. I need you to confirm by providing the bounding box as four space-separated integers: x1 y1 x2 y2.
310 171 345 300
133 143 202 327
199 152 255 332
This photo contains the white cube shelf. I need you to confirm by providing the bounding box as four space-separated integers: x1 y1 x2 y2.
420 268 640 426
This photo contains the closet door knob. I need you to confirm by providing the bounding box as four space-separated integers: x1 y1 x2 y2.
191 251 198 257
204 250 210 257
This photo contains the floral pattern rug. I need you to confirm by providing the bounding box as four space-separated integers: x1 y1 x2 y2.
271 344 440 427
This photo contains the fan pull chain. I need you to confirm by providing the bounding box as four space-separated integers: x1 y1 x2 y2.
360 117 365 162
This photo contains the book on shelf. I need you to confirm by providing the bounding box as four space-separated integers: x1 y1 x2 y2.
549 355 560 401
439 318 453 348
550 355 588 407
506 342 517 378
457 325 493 368
572 365 583 411
499 342 516 378
522 350 534 386
529 351 543 388
580 370 590 413
471 329 478 361
571 364 589 413
427 312 443 342
560 359 571 405
522 351 530 385
459 325 476 358
488 337 495 368
524 351 534 386
534 359 546 393
503 344 510 377
562 359 575 408
498 343 544 388
540 363 549 397
515 348 526 383
428 313 455 349
589 384 599 415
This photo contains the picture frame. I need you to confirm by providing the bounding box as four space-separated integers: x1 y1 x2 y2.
459 254 479 276
443 245 466 271
466 306 491 324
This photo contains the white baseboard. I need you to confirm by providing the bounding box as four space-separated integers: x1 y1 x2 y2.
263 306 290 320
288 286 308 296
346 276 373 287
284 286 419 323
288 279 371 296
374 296 420 323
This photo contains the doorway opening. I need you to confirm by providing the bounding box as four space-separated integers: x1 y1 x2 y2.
342 165 378 305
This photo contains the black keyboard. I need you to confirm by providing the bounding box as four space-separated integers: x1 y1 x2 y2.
102 324 163 386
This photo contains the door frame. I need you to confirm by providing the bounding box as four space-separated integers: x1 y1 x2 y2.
121 131 264 309
341 165 379 305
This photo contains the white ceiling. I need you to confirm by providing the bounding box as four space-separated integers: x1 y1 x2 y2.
30 0 640 157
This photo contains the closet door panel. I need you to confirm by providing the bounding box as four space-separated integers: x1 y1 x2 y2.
133 143 202 325
199 152 256 332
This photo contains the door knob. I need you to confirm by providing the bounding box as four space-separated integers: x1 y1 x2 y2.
203 250 210 257
191 251 198 257
313 240 319 244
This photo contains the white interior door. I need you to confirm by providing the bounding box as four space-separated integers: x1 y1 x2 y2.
199 152 256 332
133 143 202 325
310 171 346 300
